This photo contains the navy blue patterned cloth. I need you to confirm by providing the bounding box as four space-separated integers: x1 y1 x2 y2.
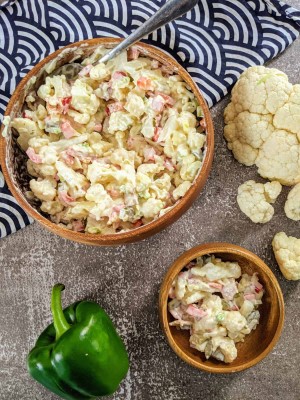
0 0 300 238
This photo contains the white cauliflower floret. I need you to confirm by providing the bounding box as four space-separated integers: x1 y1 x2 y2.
56 161 88 198
187 129 206 154
272 232 300 280
180 160 201 182
125 92 145 118
224 66 300 185
136 172 152 199
224 112 274 166
28 137 50 151
85 184 116 222
191 261 241 280
89 196 114 221
274 84 300 140
210 337 237 363
40 200 64 215
227 66 292 116
30 178 57 201
71 80 100 115
65 202 95 220
237 180 282 223
11 118 43 151
140 198 164 219
27 160 57 178
67 109 90 125
37 75 71 106
221 311 247 333
150 174 171 200
284 183 300 221
178 111 197 132
172 181 192 201
137 163 164 177
239 300 254 318
39 146 58 165
108 111 134 134
85 183 109 203
264 181 283 203
89 63 111 81
255 130 300 186
85 216 116 234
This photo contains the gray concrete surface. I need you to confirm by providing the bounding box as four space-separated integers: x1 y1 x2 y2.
1 5 300 400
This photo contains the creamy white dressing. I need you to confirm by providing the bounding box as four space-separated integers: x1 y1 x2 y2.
169 255 264 363
11 46 207 234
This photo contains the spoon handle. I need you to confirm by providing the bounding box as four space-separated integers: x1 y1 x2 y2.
99 0 199 64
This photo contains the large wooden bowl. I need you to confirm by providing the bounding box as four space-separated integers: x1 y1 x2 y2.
0 38 214 246
159 243 285 373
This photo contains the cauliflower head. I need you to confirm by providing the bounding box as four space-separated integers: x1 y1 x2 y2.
237 180 282 223
284 183 300 221
272 232 300 280
224 66 300 186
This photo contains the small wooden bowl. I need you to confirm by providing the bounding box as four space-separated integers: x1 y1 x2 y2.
0 38 214 246
159 243 285 373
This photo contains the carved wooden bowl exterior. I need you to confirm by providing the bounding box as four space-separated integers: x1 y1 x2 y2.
159 243 285 373
0 38 214 246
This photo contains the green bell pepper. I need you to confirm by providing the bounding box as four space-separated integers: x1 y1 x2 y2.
27 284 129 400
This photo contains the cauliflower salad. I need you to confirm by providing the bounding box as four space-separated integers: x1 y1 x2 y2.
168 255 264 363
11 46 206 234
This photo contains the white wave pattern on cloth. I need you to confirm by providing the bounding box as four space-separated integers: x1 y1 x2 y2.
0 0 299 238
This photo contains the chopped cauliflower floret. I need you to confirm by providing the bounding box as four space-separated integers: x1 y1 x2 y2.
11 118 43 151
56 161 88 198
211 337 237 363
187 130 206 154
85 183 108 203
40 200 64 215
37 75 71 106
89 196 114 221
65 202 95 220
108 111 134 134
71 79 100 115
172 181 192 201
125 92 145 118
221 311 247 333
284 183 300 221
191 261 241 280
85 216 116 234
140 198 164 219
237 180 282 223
39 146 58 165
89 63 111 81
180 160 201 182
272 232 300 280
30 178 57 201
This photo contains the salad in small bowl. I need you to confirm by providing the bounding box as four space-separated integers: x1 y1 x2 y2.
159 243 284 373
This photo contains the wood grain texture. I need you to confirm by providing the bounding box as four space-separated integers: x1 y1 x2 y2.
0 38 214 246
159 243 285 373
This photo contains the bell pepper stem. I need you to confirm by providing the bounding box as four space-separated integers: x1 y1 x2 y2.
51 284 71 341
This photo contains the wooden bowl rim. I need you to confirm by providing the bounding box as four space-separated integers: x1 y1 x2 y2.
0 38 214 246
159 242 285 373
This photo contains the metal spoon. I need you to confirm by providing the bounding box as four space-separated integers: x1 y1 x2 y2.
51 0 198 78
99 0 199 64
